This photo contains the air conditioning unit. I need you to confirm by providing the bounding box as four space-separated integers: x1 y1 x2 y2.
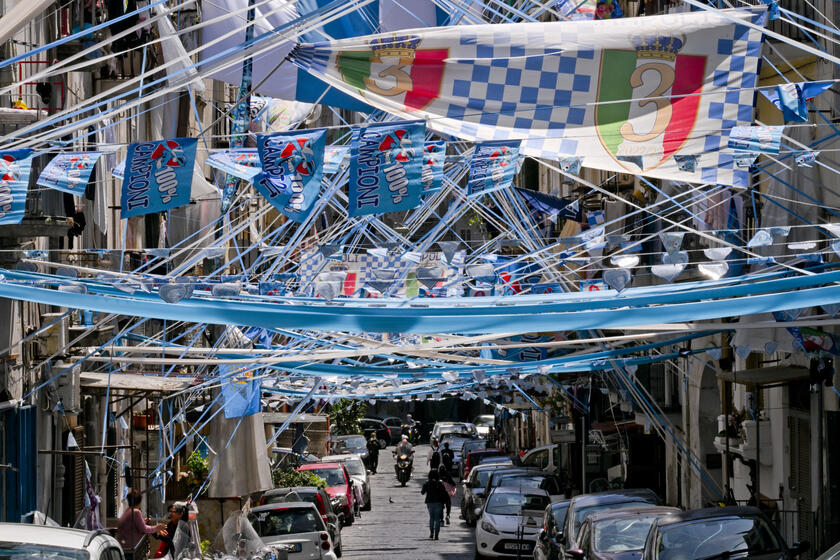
53 360 81 413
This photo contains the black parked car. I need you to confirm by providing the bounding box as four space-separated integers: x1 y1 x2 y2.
535 500 571 560
568 506 680 560
361 418 390 448
641 507 808 560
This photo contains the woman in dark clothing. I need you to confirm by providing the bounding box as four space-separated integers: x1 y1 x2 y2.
153 503 185 558
366 434 380 474
420 470 448 540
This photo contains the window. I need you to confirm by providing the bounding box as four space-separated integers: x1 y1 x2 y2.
249 508 323 537
524 450 548 469
0 543 89 560
578 522 591 550
593 515 660 553
655 516 783 560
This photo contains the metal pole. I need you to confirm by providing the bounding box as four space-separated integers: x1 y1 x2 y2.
817 384 825 553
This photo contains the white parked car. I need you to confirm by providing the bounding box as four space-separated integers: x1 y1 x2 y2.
474 486 551 559
0 524 124 560
248 502 339 560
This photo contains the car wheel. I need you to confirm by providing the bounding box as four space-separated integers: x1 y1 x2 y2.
362 495 372 511
335 543 342 558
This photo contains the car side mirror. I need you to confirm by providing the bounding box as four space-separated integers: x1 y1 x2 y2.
567 548 585 559
367 470 372 475
791 541 810 556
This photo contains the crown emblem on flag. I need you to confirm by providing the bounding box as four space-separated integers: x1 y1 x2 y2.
369 35 422 58
631 35 684 60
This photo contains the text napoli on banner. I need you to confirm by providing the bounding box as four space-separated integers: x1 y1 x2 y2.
37 152 103 195
255 128 326 222
289 7 767 186
0 149 34 225
349 121 425 217
120 138 197 218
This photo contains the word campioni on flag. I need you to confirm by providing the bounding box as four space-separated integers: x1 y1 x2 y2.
120 138 197 218
38 152 103 194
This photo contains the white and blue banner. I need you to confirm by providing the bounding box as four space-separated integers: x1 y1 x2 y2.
422 141 446 195
255 128 326 222
219 365 262 419
467 140 520 195
349 121 425 217
37 152 103 194
206 149 262 182
728 125 784 154
120 138 197 218
113 159 125 180
0 149 34 225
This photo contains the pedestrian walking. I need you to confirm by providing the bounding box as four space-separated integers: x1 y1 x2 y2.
441 441 454 473
439 465 456 525
421 470 448 540
429 444 441 471
366 433 380 474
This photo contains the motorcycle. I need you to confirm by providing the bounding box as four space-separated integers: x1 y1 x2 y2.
394 452 413 486
400 423 419 443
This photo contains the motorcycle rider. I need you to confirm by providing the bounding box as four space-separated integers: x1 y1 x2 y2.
402 414 418 442
396 434 413 457
366 433 380 474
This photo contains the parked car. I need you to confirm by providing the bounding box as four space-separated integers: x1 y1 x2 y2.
381 416 405 444
494 472 564 495
569 506 681 560
248 502 339 560
522 443 572 477
473 414 495 438
463 439 489 461
440 434 472 476
535 500 571 560
297 462 356 526
463 448 506 479
0 524 123 560
328 435 370 463
482 467 543 504
259 486 343 557
361 418 390 448
432 421 478 441
563 490 662 560
270 447 320 470
641 507 809 560
474 487 551 558
816 540 840 560
323 454 372 512
462 463 515 527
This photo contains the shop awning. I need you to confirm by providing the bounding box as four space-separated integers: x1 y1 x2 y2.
716 365 809 386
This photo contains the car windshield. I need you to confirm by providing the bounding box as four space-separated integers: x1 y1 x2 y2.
0 543 88 560
594 514 662 553
338 436 366 448
442 438 467 450
656 516 783 560
306 468 346 486
474 416 494 427
341 459 365 476
464 441 488 454
486 493 550 516
573 500 656 536
264 490 315 505
552 504 570 529
249 508 323 536
472 469 495 488
498 475 560 494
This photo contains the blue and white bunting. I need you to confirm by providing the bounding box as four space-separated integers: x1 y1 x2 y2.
38 152 103 194
121 138 197 218
467 140 521 196
206 149 262 182
728 126 784 154
0 149 34 225
422 141 446 195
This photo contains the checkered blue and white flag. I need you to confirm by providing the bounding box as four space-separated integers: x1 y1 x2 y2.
290 7 767 187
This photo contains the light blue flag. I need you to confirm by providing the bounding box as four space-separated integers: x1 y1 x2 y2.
220 365 262 419
759 81 832 123
0 149 34 225
323 145 350 174
37 152 103 194
255 128 326 222
206 149 262 182
113 159 125 179
349 121 425 217
467 140 521 195
121 138 197 218
421 141 446 195
728 126 784 154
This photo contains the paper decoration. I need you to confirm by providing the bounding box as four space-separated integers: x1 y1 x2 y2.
651 263 684 283
421 141 446 194
557 156 582 175
349 121 425 216
0 149 34 225
795 151 818 167
38 152 103 194
734 153 759 168
703 247 732 260
659 232 685 254
728 126 784 154
206 149 262 182
759 81 832 122
112 159 125 179
746 229 773 248
467 264 496 284
610 255 639 268
324 145 351 174
159 283 193 303
120 138 197 218
438 241 460 264
467 140 521 195
698 262 729 280
673 154 699 173
220 366 262 418
603 268 631 292
256 128 326 222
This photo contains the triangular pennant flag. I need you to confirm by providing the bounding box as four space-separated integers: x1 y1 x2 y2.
67 432 79 449
416 266 444 290
438 241 460 265
659 232 685 254
603 268 631 293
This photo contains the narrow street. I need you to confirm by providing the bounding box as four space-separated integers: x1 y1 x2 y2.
340 444 475 560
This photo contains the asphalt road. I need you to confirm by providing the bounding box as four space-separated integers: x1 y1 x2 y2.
339 444 475 560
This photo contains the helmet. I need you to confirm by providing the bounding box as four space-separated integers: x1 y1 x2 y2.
402 434 409 440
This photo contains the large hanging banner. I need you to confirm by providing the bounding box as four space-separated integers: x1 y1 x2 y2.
467 140 521 195
206 149 262 182
421 141 446 195
289 7 767 186
255 128 326 222
120 138 197 218
219 365 262 419
37 152 103 194
349 121 425 217
0 149 34 225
